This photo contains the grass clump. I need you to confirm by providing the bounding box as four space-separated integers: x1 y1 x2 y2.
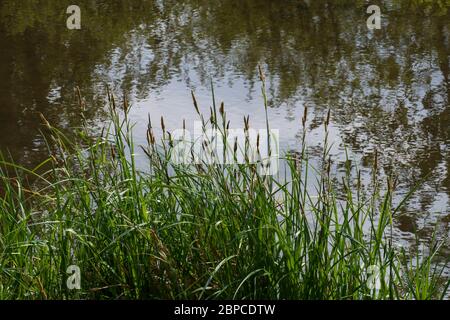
0 79 449 300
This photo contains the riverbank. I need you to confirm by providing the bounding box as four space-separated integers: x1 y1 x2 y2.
0 85 448 300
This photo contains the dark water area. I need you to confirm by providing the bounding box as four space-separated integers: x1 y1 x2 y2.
0 1 449 251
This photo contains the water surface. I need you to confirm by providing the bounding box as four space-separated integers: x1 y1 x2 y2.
0 0 449 251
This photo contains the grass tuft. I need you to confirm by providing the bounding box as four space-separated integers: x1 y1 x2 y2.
0 79 448 300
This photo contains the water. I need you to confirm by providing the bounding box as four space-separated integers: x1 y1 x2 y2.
0 1 449 251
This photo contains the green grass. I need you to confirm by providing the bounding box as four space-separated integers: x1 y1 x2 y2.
0 78 449 300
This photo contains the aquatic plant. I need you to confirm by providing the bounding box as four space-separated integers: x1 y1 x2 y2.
0 76 448 300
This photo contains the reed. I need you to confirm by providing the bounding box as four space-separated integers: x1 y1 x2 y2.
0 76 448 300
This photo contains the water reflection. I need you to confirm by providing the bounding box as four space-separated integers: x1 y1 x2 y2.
0 0 449 246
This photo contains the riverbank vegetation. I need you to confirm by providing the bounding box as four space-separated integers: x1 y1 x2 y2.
0 80 449 300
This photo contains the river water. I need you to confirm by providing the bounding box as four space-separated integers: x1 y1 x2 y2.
0 1 449 255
